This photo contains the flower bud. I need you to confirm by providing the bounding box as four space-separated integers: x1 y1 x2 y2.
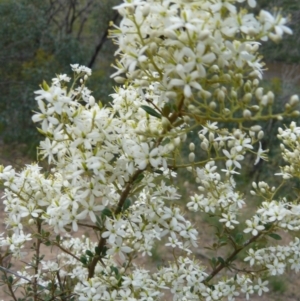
250 105 260 111
189 143 195 151
231 90 237 100
267 91 274 104
114 76 126 84
261 95 268 106
243 109 252 118
89 96 95 106
141 3 150 16
210 65 220 73
243 93 252 103
255 87 263 100
217 90 225 102
258 130 264 140
189 152 195 162
209 101 217 110
199 29 211 40
290 95 299 106
250 125 262 132
253 79 259 87
161 117 171 130
201 141 208 151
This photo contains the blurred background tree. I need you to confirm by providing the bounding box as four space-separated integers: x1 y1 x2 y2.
0 0 121 147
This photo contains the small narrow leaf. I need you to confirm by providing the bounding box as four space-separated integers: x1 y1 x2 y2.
95 247 101 255
80 255 87 265
86 250 94 257
122 199 131 211
218 256 225 264
134 173 144 184
140 105 161 119
268 233 282 240
42 80 50 91
102 208 113 218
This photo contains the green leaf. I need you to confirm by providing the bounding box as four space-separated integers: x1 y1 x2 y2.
122 199 131 211
42 80 49 91
218 256 225 264
101 246 108 256
134 173 144 184
86 250 94 257
80 255 87 265
162 103 172 117
154 169 163 174
140 105 161 119
268 233 282 240
96 215 103 228
95 247 101 255
102 207 113 218
235 232 244 244
110 266 119 276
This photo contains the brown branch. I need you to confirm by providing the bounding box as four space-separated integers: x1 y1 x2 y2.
87 11 119 68
87 168 144 279
203 232 263 283
53 242 81 263
33 220 42 301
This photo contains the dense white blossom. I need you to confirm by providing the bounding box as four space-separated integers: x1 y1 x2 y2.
0 0 299 300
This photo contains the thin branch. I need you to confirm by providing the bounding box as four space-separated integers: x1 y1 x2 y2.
203 232 263 283
87 11 119 68
87 168 144 279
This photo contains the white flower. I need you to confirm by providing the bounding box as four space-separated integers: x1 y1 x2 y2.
244 216 265 236
254 142 268 165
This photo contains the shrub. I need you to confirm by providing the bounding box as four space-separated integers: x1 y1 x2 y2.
0 1 300 300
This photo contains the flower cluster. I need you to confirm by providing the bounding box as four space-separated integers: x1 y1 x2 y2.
0 0 299 301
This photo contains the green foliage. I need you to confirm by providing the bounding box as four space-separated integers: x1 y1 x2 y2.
0 0 120 147
268 276 287 294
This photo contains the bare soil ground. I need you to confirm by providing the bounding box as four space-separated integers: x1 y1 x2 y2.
0 142 299 301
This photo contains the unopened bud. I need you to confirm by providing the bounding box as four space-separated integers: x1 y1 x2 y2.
174 137 181 146
258 130 264 140
290 95 299 106
250 125 262 132
201 141 208 151
141 3 150 16
231 90 237 100
218 90 225 102
250 105 260 111
189 143 195 151
161 117 171 129
267 91 274 104
255 87 263 100
89 96 95 106
243 109 252 118
189 152 195 162
209 101 217 110
114 76 126 84
261 95 268 106
199 29 211 40
243 93 252 103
